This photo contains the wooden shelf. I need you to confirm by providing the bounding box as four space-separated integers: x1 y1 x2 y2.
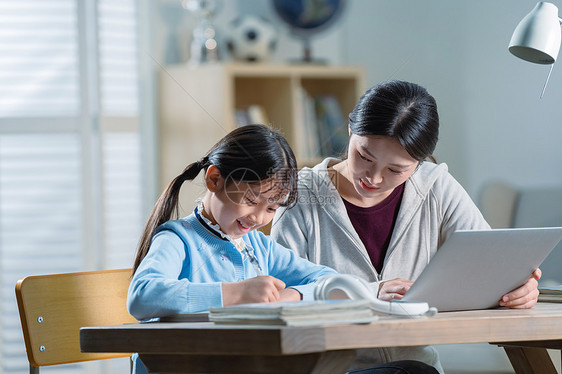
158 62 365 217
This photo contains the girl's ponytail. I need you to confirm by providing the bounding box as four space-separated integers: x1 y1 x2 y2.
132 158 207 273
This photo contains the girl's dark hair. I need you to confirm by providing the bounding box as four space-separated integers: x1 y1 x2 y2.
348 80 439 161
132 124 298 273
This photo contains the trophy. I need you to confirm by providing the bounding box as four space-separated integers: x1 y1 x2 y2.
183 0 222 64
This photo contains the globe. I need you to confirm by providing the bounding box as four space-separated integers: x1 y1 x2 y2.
272 0 346 62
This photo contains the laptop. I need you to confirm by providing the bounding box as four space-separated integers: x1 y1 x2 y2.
401 227 562 311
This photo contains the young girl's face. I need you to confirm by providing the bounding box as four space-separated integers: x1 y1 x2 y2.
345 134 419 203
205 174 286 239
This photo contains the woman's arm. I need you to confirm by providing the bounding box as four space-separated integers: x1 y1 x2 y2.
434 172 491 241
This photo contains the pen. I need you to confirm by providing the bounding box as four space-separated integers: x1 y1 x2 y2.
244 245 264 276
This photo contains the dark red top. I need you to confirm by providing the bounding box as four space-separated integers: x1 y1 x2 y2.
342 183 405 273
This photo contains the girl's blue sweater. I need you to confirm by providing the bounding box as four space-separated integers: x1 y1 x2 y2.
127 212 336 320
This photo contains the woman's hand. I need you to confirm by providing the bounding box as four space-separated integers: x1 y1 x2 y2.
499 269 541 309
378 278 413 301
222 276 286 306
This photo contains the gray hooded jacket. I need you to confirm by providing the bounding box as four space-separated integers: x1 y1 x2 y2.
271 158 490 372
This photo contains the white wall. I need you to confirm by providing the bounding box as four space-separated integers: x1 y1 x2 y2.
342 1 471 187
341 0 562 199
463 1 562 196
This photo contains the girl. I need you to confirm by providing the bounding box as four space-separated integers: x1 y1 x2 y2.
128 124 336 321
128 124 339 374
271 81 541 373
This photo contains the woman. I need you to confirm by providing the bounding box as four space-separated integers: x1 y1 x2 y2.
271 80 541 373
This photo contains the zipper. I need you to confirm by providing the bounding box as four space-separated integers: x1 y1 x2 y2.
379 193 425 278
321 203 380 280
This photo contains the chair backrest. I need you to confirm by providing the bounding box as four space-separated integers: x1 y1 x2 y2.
15 268 137 369
478 180 520 229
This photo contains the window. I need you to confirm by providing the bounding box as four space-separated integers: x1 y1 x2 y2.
0 1 144 373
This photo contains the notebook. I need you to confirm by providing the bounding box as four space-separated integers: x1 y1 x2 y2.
208 299 378 326
402 227 562 311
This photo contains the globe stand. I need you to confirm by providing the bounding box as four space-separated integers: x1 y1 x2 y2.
272 0 346 66
289 37 328 65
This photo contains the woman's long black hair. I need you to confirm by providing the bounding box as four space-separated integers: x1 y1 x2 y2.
348 80 439 161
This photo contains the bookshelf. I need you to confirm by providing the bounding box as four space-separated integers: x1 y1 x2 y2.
158 62 365 217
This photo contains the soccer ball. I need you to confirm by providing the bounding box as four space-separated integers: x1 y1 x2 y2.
226 16 277 62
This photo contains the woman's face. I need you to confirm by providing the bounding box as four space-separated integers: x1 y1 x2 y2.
345 134 419 203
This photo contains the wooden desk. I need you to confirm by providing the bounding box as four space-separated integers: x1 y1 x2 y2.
80 303 562 374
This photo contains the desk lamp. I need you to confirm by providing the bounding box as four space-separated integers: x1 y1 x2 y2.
509 2 561 64
509 2 562 96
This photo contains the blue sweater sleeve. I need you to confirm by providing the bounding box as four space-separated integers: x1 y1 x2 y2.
127 232 222 320
250 232 337 300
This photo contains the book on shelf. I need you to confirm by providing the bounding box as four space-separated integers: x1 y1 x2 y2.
234 109 250 127
298 91 348 160
538 285 562 303
208 299 377 326
299 88 320 159
234 105 270 127
314 95 347 157
247 105 270 125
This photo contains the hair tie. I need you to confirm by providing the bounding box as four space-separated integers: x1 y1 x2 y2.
198 156 210 169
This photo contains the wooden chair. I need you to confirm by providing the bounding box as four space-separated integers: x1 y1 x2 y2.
15 268 137 373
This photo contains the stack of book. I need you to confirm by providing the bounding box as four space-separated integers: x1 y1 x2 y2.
208 299 377 326
538 285 562 303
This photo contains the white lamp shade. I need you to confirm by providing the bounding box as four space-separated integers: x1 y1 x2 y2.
509 2 561 64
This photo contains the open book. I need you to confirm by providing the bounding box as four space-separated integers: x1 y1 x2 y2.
208 299 377 326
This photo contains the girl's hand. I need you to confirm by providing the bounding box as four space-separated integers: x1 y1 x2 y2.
378 278 414 301
222 276 286 306
278 288 302 302
499 269 541 309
